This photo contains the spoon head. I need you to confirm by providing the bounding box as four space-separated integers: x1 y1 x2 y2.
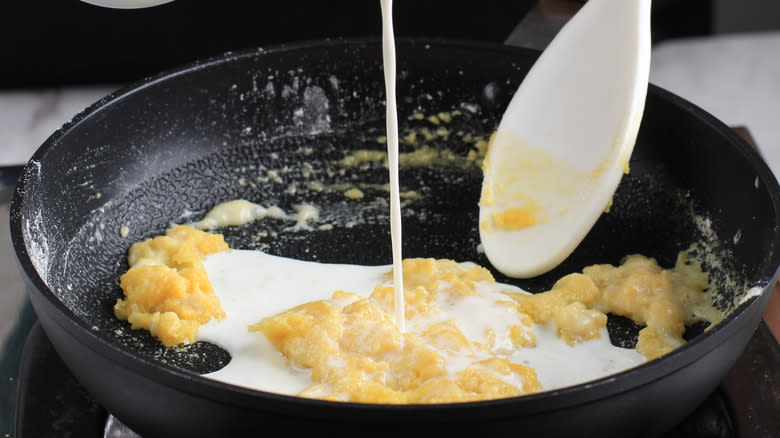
480 0 652 278
80 0 174 9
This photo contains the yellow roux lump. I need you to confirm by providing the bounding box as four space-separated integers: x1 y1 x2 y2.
114 226 229 347
115 226 722 402
251 258 541 403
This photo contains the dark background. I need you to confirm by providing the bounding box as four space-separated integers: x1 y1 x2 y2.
0 0 717 89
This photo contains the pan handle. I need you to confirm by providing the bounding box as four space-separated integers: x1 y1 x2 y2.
0 165 24 204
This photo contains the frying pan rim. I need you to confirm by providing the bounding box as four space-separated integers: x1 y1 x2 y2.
9 37 780 417
32 287 772 421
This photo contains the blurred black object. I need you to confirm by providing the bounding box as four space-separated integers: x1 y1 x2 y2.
0 166 23 203
0 0 714 89
1 0 534 88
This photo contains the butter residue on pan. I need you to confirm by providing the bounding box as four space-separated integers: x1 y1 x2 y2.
506 252 723 359
187 199 319 232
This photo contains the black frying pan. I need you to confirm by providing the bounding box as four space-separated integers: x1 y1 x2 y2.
10 39 780 438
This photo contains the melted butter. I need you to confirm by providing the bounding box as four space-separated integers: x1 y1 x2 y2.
344 188 365 199
188 199 318 232
189 200 281 230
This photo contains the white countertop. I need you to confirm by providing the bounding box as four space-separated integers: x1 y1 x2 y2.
0 86 118 166
1 31 779 178
650 31 780 178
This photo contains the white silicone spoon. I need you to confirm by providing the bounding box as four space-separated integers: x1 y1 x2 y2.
80 0 174 8
479 0 651 278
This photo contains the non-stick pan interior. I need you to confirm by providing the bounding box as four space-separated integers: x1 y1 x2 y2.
13 40 780 377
